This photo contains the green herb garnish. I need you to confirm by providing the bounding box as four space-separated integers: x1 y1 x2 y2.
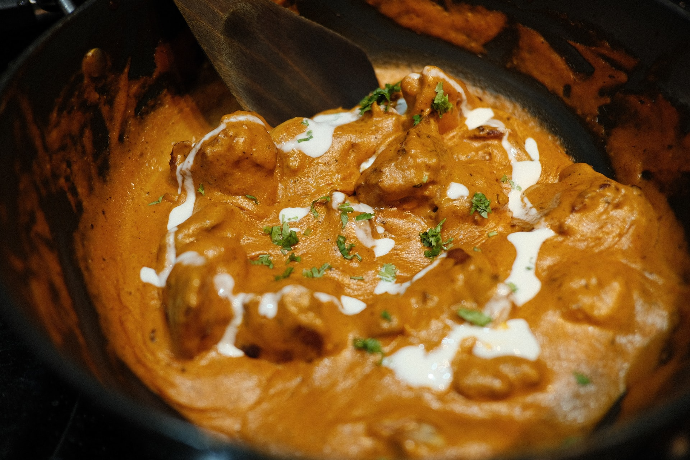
264 222 299 251
457 308 492 327
470 192 492 218
420 218 453 258
303 228 313 236
501 174 522 191
350 275 364 280
274 266 294 281
353 337 383 354
298 130 313 143
378 263 397 282
573 372 591 386
246 194 258 204
381 310 392 322
286 253 301 264
250 254 274 269
359 82 401 115
197 183 205 195
302 263 333 278
338 202 354 229
507 282 518 293
310 195 331 218
148 195 164 206
413 114 422 126
355 213 374 221
487 231 498 238
432 82 453 117
337 235 362 261
473 246 481 252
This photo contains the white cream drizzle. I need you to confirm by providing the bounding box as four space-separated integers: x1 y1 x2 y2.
278 111 359 158
313 292 368 315
504 228 555 306
383 319 540 391
279 207 310 223
354 222 395 258
446 182 470 199
465 107 495 130
374 255 445 295
214 273 251 357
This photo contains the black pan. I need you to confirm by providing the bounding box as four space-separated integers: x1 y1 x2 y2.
1 0 689 458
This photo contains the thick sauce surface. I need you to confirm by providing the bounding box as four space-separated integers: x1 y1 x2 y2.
76 66 689 459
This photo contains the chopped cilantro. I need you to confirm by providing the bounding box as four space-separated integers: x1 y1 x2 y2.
310 195 331 218
500 174 522 191
487 231 498 237
250 254 274 269
274 266 293 281
353 337 383 354
470 192 492 218
338 202 354 229
359 82 401 115
473 246 481 252
246 194 258 204
413 114 422 126
337 235 362 261
381 310 392 322
378 263 397 282
264 222 299 251
355 212 374 221
303 228 312 236
420 218 453 258
302 263 332 278
432 82 453 117
507 282 518 293
286 253 301 264
197 183 205 195
148 195 164 206
350 275 364 280
573 372 591 386
457 308 492 327
298 130 314 143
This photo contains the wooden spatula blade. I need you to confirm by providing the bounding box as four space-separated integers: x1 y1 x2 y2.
174 0 379 126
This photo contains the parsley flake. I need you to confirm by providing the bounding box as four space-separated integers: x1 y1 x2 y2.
350 275 364 280
573 372 591 386
378 263 397 282
302 263 333 278
507 282 518 293
501 174 522 191
148 195 164 206
359 82 401 115
264 222 299 251
381 310 392 322
286 253 301 264
297 130 314 143
413 114 422 126
250 254 274 269
457 308 492 327
310 195 331 218
274 266 294 281
487 231 498 238
353 337 383 354
246 194 258 204
355 212 374 221
303 228 313 236
470 192 492 218
432 82 453 117
420 218 453 258
338 202 354 229
473 246 481 252
337 235 362 261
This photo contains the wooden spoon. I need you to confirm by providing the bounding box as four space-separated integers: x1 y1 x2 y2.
173 0 379 126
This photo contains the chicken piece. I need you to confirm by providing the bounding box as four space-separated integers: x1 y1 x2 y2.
163 238 249 358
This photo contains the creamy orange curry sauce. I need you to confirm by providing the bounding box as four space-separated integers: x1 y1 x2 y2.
74 62 690 459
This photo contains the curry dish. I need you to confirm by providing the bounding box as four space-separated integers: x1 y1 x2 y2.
76 65 690 459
